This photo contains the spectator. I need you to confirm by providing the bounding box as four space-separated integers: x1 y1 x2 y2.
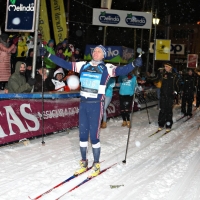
44 39 56 78
7 61 35 93
0 33 17 89
34 65 52 92
12 34 27 72
26 35 34 56
117 71 137 128
25 48 34 81
47 68 66 92
101 77 116 128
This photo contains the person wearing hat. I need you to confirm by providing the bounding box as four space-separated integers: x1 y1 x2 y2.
181 68 195 117
148 62 179 132
41 44 143 178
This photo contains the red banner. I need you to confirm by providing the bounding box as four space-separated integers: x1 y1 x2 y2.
187 54 198 68
0 92 124 145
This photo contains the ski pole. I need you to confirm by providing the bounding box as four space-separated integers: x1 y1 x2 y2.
41 44 45 145
143 91 151 124
122 48 144 164
122 77 137 164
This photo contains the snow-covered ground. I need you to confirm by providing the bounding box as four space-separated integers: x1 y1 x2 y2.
0 105 200 200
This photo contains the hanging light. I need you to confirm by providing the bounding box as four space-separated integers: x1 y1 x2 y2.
153 18 160 25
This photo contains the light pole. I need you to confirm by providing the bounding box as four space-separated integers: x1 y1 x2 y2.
152 9 160 75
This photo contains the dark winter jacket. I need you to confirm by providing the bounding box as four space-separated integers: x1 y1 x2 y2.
34 75 53 92
7 61 32 93
182 74 195 94
148 70 179 98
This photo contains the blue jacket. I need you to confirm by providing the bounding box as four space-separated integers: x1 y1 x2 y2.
105 77 115 97
118 75 137 96
48 54 136 101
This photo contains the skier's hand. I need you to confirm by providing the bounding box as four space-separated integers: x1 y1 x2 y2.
133 57 143 67
40 47 50 58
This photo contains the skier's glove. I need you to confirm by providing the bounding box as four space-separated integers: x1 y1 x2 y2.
133 57 143 67
40 47 50 58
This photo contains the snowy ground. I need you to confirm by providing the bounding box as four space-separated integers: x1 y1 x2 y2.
0 104 200 200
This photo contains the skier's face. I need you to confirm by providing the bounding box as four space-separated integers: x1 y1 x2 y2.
92 47 104 61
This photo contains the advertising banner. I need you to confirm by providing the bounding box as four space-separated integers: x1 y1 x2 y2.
5 0 36 32
0 88 157 145
84 45 134 63
187 54 198 68
50 0 67 44
39 0 50 42
93 8 152 29
155 39 171 61
150 42 185 55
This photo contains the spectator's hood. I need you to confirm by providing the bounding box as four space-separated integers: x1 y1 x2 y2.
15 61 26 74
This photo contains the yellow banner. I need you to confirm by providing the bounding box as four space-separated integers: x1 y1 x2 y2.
50 0 67 44
39 0 50 42
155 39 171 61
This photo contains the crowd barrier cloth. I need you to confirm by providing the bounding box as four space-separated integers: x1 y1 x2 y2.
0 89 158 145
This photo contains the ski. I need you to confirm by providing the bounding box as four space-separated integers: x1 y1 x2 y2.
28 161 104 200
55 163 117 200
159 130 171 138
176 115 187 122
149 129 164 137
183 116 192 122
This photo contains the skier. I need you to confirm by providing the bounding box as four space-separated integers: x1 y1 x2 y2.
181 69 195 117
41 45 142 177
117 71 137 128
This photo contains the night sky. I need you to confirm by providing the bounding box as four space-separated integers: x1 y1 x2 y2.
0 0 199 49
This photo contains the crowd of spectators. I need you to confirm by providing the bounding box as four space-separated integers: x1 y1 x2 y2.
0 32 81 93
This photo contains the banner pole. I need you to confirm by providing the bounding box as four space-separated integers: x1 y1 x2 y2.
31 0 41 79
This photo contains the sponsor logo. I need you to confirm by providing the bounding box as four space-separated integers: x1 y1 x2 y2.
8 1 34 12
125 13 146 26
99 11 120 24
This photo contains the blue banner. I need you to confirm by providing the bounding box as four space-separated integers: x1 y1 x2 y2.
5 0 36 32
84 45 134 63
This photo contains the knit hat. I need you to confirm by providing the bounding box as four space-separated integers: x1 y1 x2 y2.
48 39 54 45
54 68 65 77
93 45 107 58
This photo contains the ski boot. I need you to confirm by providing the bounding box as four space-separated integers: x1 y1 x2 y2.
121 121 127 127
158 127 163 131
127 121 131 128
74 160 88 175
166 128 171 133
88 162 100 178
101 122 107 128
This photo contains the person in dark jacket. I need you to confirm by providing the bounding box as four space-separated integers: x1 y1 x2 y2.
7 61 35 93
148 62 179 132
181 69 195 117
195 68 200 109
34 65 53 92
25 48 34 81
